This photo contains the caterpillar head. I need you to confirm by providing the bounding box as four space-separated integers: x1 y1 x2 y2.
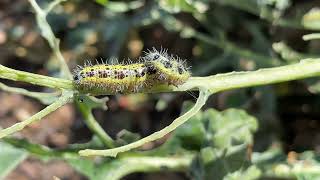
144 50 190 86
145 51 165 62
73 67 85 85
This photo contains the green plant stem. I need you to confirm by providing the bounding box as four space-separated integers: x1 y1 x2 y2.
177 58 320 94
77 102 115 148
2 58 320 95
0 65 73 90
79 89 210 157
3 137 78 159
26 0 117 150
0 82 60 104
96 156 193 180
272 42 314 62
303 33 320 41
3 57 320 152
3 136 192 179
28 0 72 79
0 91 73 138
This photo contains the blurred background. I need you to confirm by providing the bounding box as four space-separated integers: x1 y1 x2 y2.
1 0 320 179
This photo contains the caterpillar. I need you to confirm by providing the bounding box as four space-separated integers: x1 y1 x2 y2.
73 48 190 95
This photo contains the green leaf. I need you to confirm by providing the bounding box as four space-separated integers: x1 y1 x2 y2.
67 135 106 150
76 94 108 110
115 129 141 146
302 8 320 30
206 108 258 149
95 0 108 6
0 142 28 179
173 101 206 148
184 107 258 180
199 145 252 180
69 155 192 180
67 158 95 178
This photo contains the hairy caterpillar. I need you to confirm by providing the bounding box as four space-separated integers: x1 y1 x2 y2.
73 49 190 95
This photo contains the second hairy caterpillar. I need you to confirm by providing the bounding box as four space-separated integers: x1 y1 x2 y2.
73 49 190 95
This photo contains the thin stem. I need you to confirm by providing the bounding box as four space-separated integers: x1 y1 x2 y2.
272 42 313 62
3 137 78 159
77 102 115 148
177 58 320 94
79 89 210 157
0 91 73 138
98 156 193 180
27 0 116 149
4 136 193 180
0 82 60 104
0 65 73 90
303 33 320 41
28 0 72 79
2 58 320 95
28 0 44 15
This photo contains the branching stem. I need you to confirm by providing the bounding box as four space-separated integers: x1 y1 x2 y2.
28 0 72 79
77 102 115 148
177 58 320 93
79 89 210 157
